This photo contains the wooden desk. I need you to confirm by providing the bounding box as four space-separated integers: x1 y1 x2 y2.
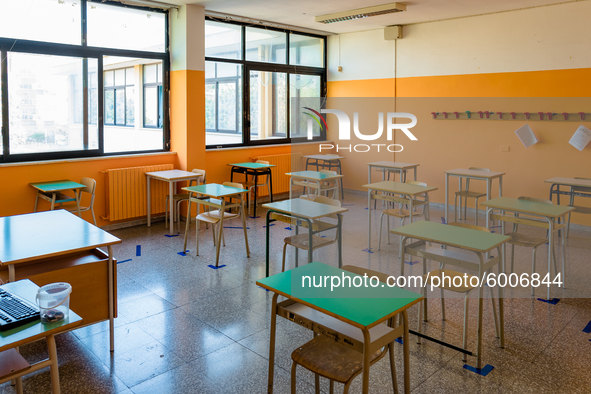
481 197 574 300
303 155 345 198
30 180 85 217
367 161 419 184
257 262 422 394
391 221 510 370
262 199 348 277
363 181 438 251
444 169 505 223
0 279 83 394
145 170 204 235
545 177 591 233
228 162 276 218
286 170 344 200
0 210 121 351
182 183 249 267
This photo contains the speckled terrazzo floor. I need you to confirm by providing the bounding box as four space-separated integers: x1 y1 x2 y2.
2 190 590 393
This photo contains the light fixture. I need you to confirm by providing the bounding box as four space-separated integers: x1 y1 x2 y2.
315 2 406 24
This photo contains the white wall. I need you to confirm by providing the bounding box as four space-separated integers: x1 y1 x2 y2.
328 1 591 81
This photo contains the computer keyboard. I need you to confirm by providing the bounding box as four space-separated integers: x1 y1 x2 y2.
0 288 40 331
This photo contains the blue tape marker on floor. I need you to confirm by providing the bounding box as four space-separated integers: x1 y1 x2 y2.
441 217 446 224
285 227 292 230
223 226 250 229
258 286 270 292
320 235 327 238
208 264 227 269
582 321 591 333
395 338 403 344
364 207 369 210
118 259 132 264
490 225 502 229
136 245 141 256
537 298 560 305
263 224 275 228
362 248 374 253
463 364 494 376
177 250 189 256
250 216 260 219
405 260 419 266
164 234 179 237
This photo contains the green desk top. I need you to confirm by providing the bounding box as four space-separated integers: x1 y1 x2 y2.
481 197 574 218
390 220 510 253
228 162 276 169
256 262 422 329
0 210 121 266
183 183 248 198
0 279 83 352
286 170 344 180
367 161 419 169
444 168 505 178
545 177 591 188
29 180 85 193
263 198 348 219
363 181 438 196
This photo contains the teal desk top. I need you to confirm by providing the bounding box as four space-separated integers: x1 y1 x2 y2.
286 171 343 180
390 220 509 253
183 183 248 198
228 162 275 169
482 197 574 218
263 198 347 219
29 180 85 193
0 279 83 352
256 262 422 329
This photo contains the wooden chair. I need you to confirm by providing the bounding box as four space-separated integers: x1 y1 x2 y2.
193 181 247 256
377 180 430 251
418 222 499 362
165 169 206 233
290 265 398 394
507 196 559 296
57 177 97 226
281 196 341 272
454 167 490 226
244 160 271 211
566 176 591 237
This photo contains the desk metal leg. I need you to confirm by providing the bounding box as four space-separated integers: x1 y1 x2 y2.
107 245 115 352
338 159 344 199
306 218 313 264
265 210 272 277
561 218 566 288
367 190 372 251
476 255 484 370
268 169 274 203
147 176 151 227
498 245 505 349
168 181 175 235
362 329 371 394
337 214 343 268
445 174 449 223
47 334 60 394
267 293 279 394
241 194 250 257
253 173 259 218
215 200 226 267
183 197 192 255
547 220 554 300
414 167 417 181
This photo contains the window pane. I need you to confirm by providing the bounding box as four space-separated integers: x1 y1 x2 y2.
205 21 242 60
144 64 157 84
115 69 126 86
250 70 287 141
246 27 286 64
105 71 114 87
0 0 81 45
8 53 98 154
290 74 321 138
126 68 135 84
87 2 166 52
144 86 157 127
115 89 125 125
126 87 135 126
105 90 115 124
289 34 324 68
205 61 242 146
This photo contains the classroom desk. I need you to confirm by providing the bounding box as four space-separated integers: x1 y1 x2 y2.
363 181 438 251
262 199 348 277
444 169 505 223
546 177 591 234
182 183 249 267
256 262 422 394
0 210 121 351
482 197 574 300
145 169 204 235
303 155 345 198
0 279 83 394
367 161 419 184
30 180 85 217
228 162 276 218
286 170 344 200
391 221 509 370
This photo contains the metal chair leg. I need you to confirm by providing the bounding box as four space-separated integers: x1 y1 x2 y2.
378 212 385 251
282 242 288 272
463 293 470 362
291 362 297 394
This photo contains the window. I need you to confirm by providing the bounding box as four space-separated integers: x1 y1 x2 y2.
205 19 326 148
0 0 168 162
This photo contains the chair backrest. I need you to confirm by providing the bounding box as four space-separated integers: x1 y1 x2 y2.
80 177 96 195
223 181 243 189
191 169 206 185
405 180 427 187
447 222 490 233
518 196 553 204
255 160 269 164
320 170 337 175
469 167 491 172
313 195 341 208
575 177 591 181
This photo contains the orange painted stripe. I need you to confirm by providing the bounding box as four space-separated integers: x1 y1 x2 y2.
328 67 591 98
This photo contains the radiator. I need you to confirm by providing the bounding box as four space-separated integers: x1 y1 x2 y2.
102 164 174 221
251 153 302 197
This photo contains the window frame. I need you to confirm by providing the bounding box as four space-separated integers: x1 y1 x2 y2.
0 0 170 163
142 63 163 129
104 67 134 127
205 17 327 149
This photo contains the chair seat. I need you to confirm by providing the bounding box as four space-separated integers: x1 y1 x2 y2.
42 192 76 203
423 269 476 293
196 210 238 224
569 205 591 214
291 335 383 383
168 193 190 201
507 232 547 247
382 207 424 218
61 204 90 212
284 234 335 250
455 190 487 198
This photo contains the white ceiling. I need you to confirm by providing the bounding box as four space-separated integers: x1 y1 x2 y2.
177 0 575 34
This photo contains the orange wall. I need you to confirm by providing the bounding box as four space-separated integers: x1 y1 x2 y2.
327 68 591 226
0 154 177 227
